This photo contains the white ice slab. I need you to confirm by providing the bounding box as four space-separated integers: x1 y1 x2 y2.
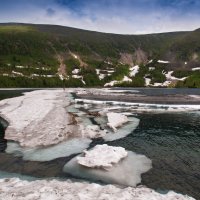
64 150 152 187
77 144 128 169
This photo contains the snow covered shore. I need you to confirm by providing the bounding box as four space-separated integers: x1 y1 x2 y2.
0 178 195 200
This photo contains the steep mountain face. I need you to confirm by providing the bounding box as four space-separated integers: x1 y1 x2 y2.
0 23 199 88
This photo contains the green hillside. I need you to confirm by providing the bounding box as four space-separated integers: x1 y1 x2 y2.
0 23 200 88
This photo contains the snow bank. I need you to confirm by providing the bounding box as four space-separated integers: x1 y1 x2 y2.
72 68 80 74
72 75 86 84
158 60 170 63
6 138 91 162
0 178 195 200
145 77 151 86
107 112 129 132
64 150 152 187
104 75 132 87
77 144 128 169
192 67 200 71
130 65 139 77
122 76 132 82
164 71 187 81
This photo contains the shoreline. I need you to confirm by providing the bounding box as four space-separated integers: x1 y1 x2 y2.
76 93 200 105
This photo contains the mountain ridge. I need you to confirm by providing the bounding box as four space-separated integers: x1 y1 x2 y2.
0 23 199 88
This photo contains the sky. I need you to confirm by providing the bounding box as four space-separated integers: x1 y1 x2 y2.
0 0 200 34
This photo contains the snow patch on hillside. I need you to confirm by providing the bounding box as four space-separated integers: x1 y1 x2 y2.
192 67 200 71
130 65 139 77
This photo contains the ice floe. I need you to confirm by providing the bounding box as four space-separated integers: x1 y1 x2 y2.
6 138 91 162
0 90 77 148
107 112 129 132
77 144 128 169
103 117 140 141
0 178 195 200
64 146 151 187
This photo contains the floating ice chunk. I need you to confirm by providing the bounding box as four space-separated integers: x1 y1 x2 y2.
6 138 91 162
80 125 107 138
77 144 128 169
107 112 129 132
104 117 140 141
0 90 75 148
63 150 152 187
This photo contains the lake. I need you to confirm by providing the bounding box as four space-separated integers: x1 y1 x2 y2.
0 88 199 199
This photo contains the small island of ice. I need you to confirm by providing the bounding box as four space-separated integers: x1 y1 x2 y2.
63 144 152 187
107 112 129 132
77 144 128 169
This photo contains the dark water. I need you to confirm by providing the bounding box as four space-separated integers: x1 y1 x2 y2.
107 112 200 199
0 89 200 199
0 89 34 100
113 87 200 96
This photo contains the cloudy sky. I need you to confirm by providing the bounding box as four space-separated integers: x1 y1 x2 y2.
0 0 200 34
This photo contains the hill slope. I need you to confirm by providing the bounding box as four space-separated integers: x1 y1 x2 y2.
0 23 200 88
